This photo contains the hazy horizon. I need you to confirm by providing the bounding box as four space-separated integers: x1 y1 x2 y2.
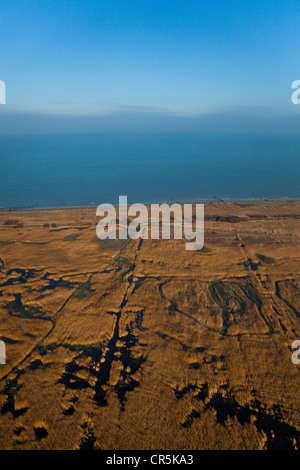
0 108 300 135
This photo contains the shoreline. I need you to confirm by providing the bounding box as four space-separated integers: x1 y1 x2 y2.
1 196 299 213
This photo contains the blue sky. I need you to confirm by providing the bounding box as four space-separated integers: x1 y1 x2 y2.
0 0 299 132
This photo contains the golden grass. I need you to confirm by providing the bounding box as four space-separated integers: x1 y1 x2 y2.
0 200 299 449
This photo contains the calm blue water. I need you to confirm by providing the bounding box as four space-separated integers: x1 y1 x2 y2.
0 133 300 209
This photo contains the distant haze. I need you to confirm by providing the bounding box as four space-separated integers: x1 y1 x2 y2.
0 109 300 135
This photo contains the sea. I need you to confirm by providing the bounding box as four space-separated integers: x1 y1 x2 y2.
0 132 299 210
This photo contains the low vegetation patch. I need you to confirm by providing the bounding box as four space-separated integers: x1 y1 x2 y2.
256 253 276 265
6 294 46 318
63 233 80 241
74 276 93 299
98 238 128 250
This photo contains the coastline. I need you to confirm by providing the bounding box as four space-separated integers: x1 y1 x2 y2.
1 199 300 228
1 196 300 213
